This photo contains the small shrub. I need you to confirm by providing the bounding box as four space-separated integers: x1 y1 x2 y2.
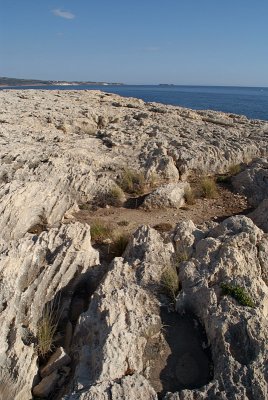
118 168 145 195
220 283 255 307
161 266 179 300
201 177 218 199
228 164 241 176
90 220 113 243
106 186 125 207
184 187 196 205
110 233 130 257
36 304 58 358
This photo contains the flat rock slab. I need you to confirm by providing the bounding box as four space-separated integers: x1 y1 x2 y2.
142 182 190 210
40 346 71 378
32 370 59 398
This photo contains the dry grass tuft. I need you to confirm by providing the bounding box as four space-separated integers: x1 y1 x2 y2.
161 266 179 300
118 168 146 195
228 163 241 176
106 186 125 207
184 187 196 205
201 177 218 199
36 303 58 358
90 220 113 243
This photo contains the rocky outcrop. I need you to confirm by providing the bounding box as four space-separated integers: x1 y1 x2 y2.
0 222 99 399
142 182 190 210
232 158 268 232
0 90 268 400
172 216 268 400
0 90 267 240
63 216 268 400
68 226 173 398
232 158 268 207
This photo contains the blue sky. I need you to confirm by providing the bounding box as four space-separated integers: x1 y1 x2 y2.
1 0 268 86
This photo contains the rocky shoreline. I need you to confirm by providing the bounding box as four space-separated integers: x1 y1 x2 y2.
0 90 267 399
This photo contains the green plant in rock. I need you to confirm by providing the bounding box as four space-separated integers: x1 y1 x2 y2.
118 168 146 195
201 177 218 199
90 220 113 243
220 283 255 307
161 266 179 300
36 303 58 358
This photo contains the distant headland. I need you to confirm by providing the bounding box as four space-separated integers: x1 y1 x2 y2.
0 76 124 87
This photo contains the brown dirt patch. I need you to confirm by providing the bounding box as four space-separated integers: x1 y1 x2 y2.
71 183 249 238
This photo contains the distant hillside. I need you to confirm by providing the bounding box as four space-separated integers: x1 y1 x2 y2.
0 77 52 86
0 77 123 87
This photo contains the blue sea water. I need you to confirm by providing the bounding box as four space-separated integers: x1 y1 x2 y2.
1 84 268 121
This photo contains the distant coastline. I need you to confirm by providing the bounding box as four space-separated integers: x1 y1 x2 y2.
0 76 124 87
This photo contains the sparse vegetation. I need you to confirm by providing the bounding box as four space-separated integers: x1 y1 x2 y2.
201 177 218 198
228 163 241 176
184 187 196 205
110 233 130 257
217 164 241 184
161 266 179 300
90 220 113 243
36 303 58 358
106 186 125 207
118 168 146 195
220 283 255 307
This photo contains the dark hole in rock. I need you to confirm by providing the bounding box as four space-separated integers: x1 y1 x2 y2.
227 322 256 365
124 194 148 209
144 308 213 398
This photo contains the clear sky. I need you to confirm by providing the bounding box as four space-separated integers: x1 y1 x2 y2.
1 0 268 86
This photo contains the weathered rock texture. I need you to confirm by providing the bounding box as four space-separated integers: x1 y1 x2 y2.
0 222 99 399
64 217 268 400
0 90 267 400
172 216 268 400
142 182 190 210
232 158 268 232
0 90 268 239
68 226 173 399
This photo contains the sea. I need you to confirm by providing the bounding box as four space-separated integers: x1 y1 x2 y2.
1 84 267 121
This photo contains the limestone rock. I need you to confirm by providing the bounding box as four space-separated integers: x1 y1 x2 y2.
32 370 60 398
249 198 268 233
71 374 157 400
68 226 173 396
232 158 268 207
174 216 268 400
0 222 99 399
142 183 190 210
40 347 71 378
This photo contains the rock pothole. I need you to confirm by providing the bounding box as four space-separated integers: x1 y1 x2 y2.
144 309 213 398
